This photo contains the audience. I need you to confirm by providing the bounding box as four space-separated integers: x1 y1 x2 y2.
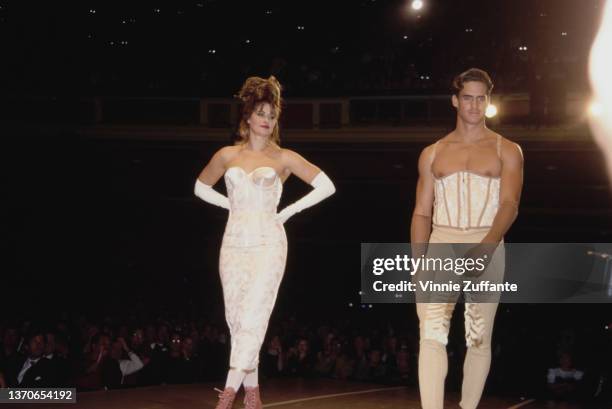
0 307 608 409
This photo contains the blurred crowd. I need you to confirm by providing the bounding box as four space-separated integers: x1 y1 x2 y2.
0 308 610 407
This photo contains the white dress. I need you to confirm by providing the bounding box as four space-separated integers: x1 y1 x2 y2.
219 166 287 372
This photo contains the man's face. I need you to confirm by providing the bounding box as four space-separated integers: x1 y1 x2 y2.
28 335 45 358
452 81 489 125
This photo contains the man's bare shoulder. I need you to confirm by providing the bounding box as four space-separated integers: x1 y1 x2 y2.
436 132 455 145
420 142 437 157
491 131 523 159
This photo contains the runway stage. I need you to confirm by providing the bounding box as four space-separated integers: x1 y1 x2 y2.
3 379 579 409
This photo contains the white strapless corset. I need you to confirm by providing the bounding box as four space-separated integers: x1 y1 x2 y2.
222 166 286 247
432 171 500 230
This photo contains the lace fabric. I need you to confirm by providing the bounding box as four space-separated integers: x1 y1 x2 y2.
219 166 288 371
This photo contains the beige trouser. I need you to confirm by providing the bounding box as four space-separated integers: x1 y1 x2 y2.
416 226 505 409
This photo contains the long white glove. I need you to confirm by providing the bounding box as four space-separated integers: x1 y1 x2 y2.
276 172 335 224
194 179 230 210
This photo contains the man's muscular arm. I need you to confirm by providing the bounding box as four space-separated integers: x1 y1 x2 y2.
482 139 524 244
411 144 436 259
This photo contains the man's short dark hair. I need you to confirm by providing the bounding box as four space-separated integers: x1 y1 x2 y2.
452 68 494 95
26 329 47 343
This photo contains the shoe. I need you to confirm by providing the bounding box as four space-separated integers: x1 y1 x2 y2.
243 386 262 409
213 387 236 409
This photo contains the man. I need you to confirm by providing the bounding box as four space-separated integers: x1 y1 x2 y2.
5 330 57 388
76 333 121 390
410 68 523 409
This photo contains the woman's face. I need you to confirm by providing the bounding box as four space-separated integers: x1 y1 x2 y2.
248 103 277 139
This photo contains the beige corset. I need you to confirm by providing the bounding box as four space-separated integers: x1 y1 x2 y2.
432 171 500 229
431 134 502 230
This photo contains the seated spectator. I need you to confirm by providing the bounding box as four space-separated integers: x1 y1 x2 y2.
44 331 71 387
123 328 151 386
110 337 144 386
167 333 199 384
139 324 170 385
315 334 337 377
199 324 228 382
332 341 354 380
0 325 22 385
395 343 411 385
5 330 57 388
351 336 370 381
547 352 585 401
261 335 285 378
382 336 398 380
368 349 387 382
1 325 21 365
76 333 121 390
286 338 315 377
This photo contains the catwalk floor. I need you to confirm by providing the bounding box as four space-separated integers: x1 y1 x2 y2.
2 379 582 409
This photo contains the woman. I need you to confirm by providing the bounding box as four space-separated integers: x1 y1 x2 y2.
194 76 335 409
411 68 523 409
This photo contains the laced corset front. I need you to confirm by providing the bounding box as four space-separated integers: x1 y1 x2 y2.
431 135 501 230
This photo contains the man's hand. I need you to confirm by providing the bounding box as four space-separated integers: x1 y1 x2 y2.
462 242 498 277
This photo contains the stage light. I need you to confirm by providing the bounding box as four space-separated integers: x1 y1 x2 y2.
485 104 498 118
89 9 96 14
589 101 603 117
590 1 612 122
411 0 424 11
